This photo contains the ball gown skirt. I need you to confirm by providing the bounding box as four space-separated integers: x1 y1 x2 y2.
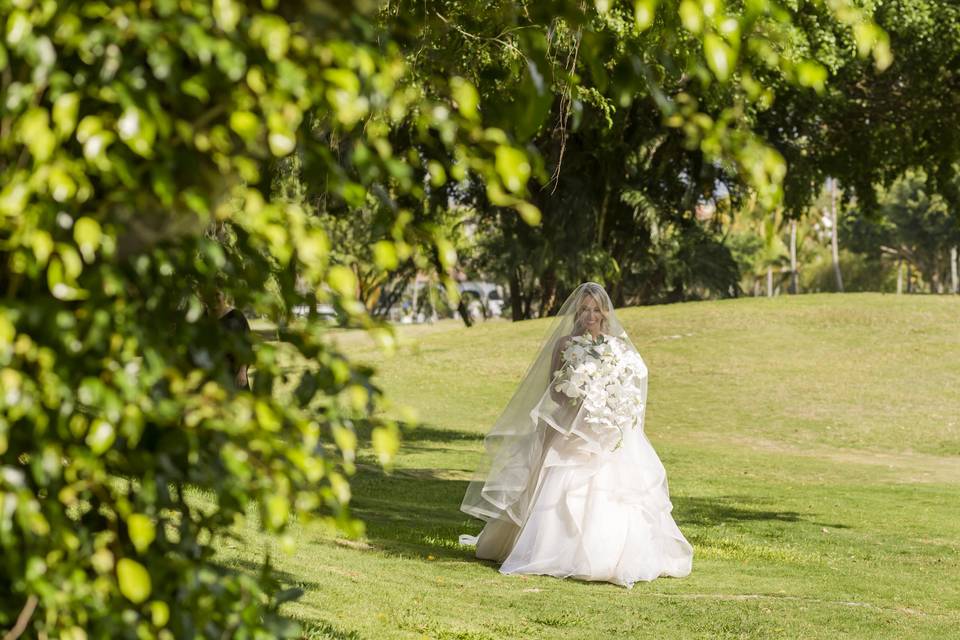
461 411 693 588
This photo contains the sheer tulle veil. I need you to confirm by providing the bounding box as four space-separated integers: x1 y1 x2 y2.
460 282 647 527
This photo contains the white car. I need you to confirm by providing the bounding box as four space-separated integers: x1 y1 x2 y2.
291 303 337 320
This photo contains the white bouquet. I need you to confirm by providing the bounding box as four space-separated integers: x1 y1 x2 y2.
552 333 646 449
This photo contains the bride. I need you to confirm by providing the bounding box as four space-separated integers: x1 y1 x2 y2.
459 282 693 587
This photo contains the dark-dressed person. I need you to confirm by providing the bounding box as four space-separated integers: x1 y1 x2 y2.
211 291 251 391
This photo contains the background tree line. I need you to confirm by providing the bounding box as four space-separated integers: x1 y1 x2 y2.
347 0 960 318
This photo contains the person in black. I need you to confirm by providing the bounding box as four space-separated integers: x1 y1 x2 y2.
211 291 251 390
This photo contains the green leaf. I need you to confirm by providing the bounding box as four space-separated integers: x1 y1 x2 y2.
47 256 87 301
53 92 80 138
679 1 703 33
73 217 102 262
18 108 56 162
31 229 53 266
372 241 398 270
327 265 357 297
127 514 156 554
229 110 260 142
213 0 243 33
427 160 446 187
116 558 151 604
796 60 827 92
6 10 32 46
635 0 659 31
265 494 289 530
516 202 542 226
331 424 357 460
85 419 115 455
0 180 28 216
435 238 456 269
251 15 290 62
703 33 735 81
701 0 723 19
371 424 400 467
450 77 479 121
255 400 281 431
150 601 170 627
494 146 531 194
514 59 553 141
49 166 77 203
117 107 156 158
268 131 295 156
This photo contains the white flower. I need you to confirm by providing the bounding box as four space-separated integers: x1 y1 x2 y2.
553 332 647 450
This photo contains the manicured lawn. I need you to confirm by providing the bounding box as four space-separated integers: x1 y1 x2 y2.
217 293 960 639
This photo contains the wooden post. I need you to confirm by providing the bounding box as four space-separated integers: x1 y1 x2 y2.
829 178 844 292
951 246 958 294
789 219 799 294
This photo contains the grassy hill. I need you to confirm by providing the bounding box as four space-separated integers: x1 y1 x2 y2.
218 293 960 639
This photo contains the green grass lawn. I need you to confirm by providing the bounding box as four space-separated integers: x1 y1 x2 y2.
217 293 960 639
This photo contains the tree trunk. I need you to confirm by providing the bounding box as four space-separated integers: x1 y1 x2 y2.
907 262 913 293
597 174 611 247
766 266 773 297
411 276 420 319
829 178 844 292
509 267 524 321
951 246 959 294
897 257 904 295
789 219 799 294
539 269 558 317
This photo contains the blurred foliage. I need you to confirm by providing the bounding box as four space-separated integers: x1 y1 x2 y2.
763 1 960 215
730 169 960 295
0 0 524 637
802 248 896 293
384 0 896 313
841 170 960 292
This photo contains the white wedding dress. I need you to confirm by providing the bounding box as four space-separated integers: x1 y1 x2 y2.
460 284 692 588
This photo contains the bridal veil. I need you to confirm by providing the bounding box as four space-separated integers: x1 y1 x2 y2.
460 282 643 526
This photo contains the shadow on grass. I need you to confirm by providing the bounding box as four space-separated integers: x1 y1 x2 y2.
226 558 326 592
345 468 850 565
398 424 484 444
674 496 850 530
346 463 479 562
301 619 363 640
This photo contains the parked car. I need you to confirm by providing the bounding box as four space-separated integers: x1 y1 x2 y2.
291 303 338 321
458 281 505 318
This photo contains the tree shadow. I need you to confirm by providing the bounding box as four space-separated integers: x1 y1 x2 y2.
353 420 483 445
300 617 364 640
673 495 850 530
398 424 484 444
224 558 326 592
345 464 480 562
345 470 852 565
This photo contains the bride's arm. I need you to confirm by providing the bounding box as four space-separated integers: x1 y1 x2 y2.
549 336 572 404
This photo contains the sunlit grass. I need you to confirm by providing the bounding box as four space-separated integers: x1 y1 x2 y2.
217 293 960 639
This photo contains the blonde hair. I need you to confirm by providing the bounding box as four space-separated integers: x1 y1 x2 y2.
573 285 610 333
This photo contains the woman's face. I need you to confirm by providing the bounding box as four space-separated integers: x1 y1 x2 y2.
578 294 604 333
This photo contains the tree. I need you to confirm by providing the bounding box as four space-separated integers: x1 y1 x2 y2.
388 1 892 312
843 169 960 293
760 1 960 217
0 2 531 636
